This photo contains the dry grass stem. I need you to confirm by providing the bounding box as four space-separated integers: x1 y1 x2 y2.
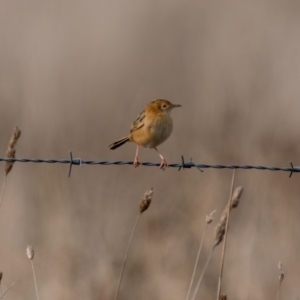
0 177 6 210
190 246 215 300
5 127 21 176
0 281 16 299
216 169 236 300
115 188 154 300
185 210 216 300
276 261 284 300
27 245 39 300
191 182 243 300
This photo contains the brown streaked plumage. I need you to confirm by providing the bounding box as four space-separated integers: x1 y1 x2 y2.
109 99 181 170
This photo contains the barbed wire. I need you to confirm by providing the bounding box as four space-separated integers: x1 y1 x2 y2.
0 152 299 178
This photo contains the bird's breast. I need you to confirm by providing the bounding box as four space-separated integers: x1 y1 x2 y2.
130 113 174 148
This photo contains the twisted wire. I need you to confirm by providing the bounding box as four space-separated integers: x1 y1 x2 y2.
0 156 299 177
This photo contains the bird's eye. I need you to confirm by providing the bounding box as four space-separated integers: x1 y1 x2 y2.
162 104 168 109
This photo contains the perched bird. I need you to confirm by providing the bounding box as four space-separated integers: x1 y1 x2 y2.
109 99 181 170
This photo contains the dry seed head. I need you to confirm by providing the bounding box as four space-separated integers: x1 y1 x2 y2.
279 272 284 284
139 188 153 213
278 261 284 283
214 210 227 247
5 127 21 175
26 245 34 260
231 186 243 208
206 210 216 224
0 272 2 282
214 186 244 247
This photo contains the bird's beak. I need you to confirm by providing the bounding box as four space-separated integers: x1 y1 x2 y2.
172 104 182 108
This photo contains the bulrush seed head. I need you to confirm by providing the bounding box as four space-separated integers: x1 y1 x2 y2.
26 245 35 260
139 188 153 213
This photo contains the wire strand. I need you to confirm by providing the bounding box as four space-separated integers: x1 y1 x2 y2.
0 156 299 176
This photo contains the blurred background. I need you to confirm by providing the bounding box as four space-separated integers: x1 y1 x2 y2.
1 0 300 299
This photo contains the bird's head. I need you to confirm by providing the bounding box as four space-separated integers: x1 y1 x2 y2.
151 99 181 114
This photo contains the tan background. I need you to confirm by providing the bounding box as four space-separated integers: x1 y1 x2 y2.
1 0 300 299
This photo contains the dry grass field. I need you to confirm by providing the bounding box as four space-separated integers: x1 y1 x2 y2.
1 1 300 299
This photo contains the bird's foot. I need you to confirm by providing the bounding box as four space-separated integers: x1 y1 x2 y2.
133 157 141 168
159 158 168 170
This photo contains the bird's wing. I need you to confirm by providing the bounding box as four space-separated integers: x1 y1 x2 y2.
130 109 146 133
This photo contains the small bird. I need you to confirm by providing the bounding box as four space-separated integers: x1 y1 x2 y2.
109 99 181 170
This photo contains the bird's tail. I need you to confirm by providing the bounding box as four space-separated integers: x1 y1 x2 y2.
109 136 130 150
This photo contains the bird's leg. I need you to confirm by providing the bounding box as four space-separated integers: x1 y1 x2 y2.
133 145 141 168
154 147 168 170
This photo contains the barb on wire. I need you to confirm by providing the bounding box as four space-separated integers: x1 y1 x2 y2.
0 155 300 177
68 151 82 177
190 159 204 173
178 155 191 171
178 156 203 172
289 161 297 178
